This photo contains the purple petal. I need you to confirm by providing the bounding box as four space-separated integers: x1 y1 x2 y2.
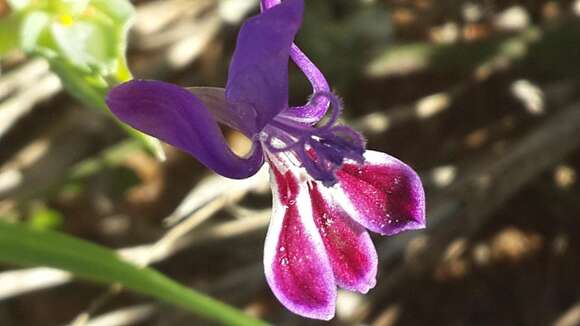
260 1 331 124
334 150 426 236
226 0 304 133
187 87 255 137
264 164 336 320
278 44 331 124
260 0 279 9
309 182 377 293
106 80 264 179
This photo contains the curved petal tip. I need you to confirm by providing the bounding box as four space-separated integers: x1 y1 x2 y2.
106 80 264 179
264 165 337 320
226 0 304 131
336 150 426 236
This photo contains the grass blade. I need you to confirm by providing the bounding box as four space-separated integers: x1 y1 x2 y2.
0 221 268 326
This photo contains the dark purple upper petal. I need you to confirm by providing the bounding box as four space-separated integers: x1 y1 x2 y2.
226 0 304 133
106 80 264 179
187 87 255 137
261 1 331 124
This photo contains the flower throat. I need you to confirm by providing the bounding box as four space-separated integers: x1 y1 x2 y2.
263 93 366 186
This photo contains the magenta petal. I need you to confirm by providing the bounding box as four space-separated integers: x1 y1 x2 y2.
106 80 264 179
335 150 426 236
226 0 304 133
264 165 336 320
309 182 377 293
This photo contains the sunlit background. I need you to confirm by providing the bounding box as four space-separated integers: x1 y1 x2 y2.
1 0 579 325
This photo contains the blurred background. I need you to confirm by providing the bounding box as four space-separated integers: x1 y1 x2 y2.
1 0 580 325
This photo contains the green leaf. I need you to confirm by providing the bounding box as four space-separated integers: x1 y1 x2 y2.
12 0 164 160
46 57 108 108
50 20 113 72
28 207 63 231
60 0 90 15
89 0 134 25
0 221 268 326
19 10 51 52
0 15 21 56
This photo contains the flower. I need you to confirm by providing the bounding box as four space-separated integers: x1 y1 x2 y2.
106 0 425 320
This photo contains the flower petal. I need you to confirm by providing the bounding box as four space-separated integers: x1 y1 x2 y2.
309 182 377 293
226 0 304 133
260 0 280 9
187 87 255 137
260 1 331 124
264 164 336 320
278 44 331 124
106 80 264 179
334 150 426 236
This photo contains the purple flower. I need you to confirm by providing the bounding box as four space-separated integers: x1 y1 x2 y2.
106 0 425 320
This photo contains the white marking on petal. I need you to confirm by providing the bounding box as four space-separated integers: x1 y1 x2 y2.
263 163 337 320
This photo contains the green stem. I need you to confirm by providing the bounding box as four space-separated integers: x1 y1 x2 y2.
46 57 165 160
0 221 269 326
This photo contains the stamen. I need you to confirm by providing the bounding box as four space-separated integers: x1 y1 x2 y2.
263 92 366 186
